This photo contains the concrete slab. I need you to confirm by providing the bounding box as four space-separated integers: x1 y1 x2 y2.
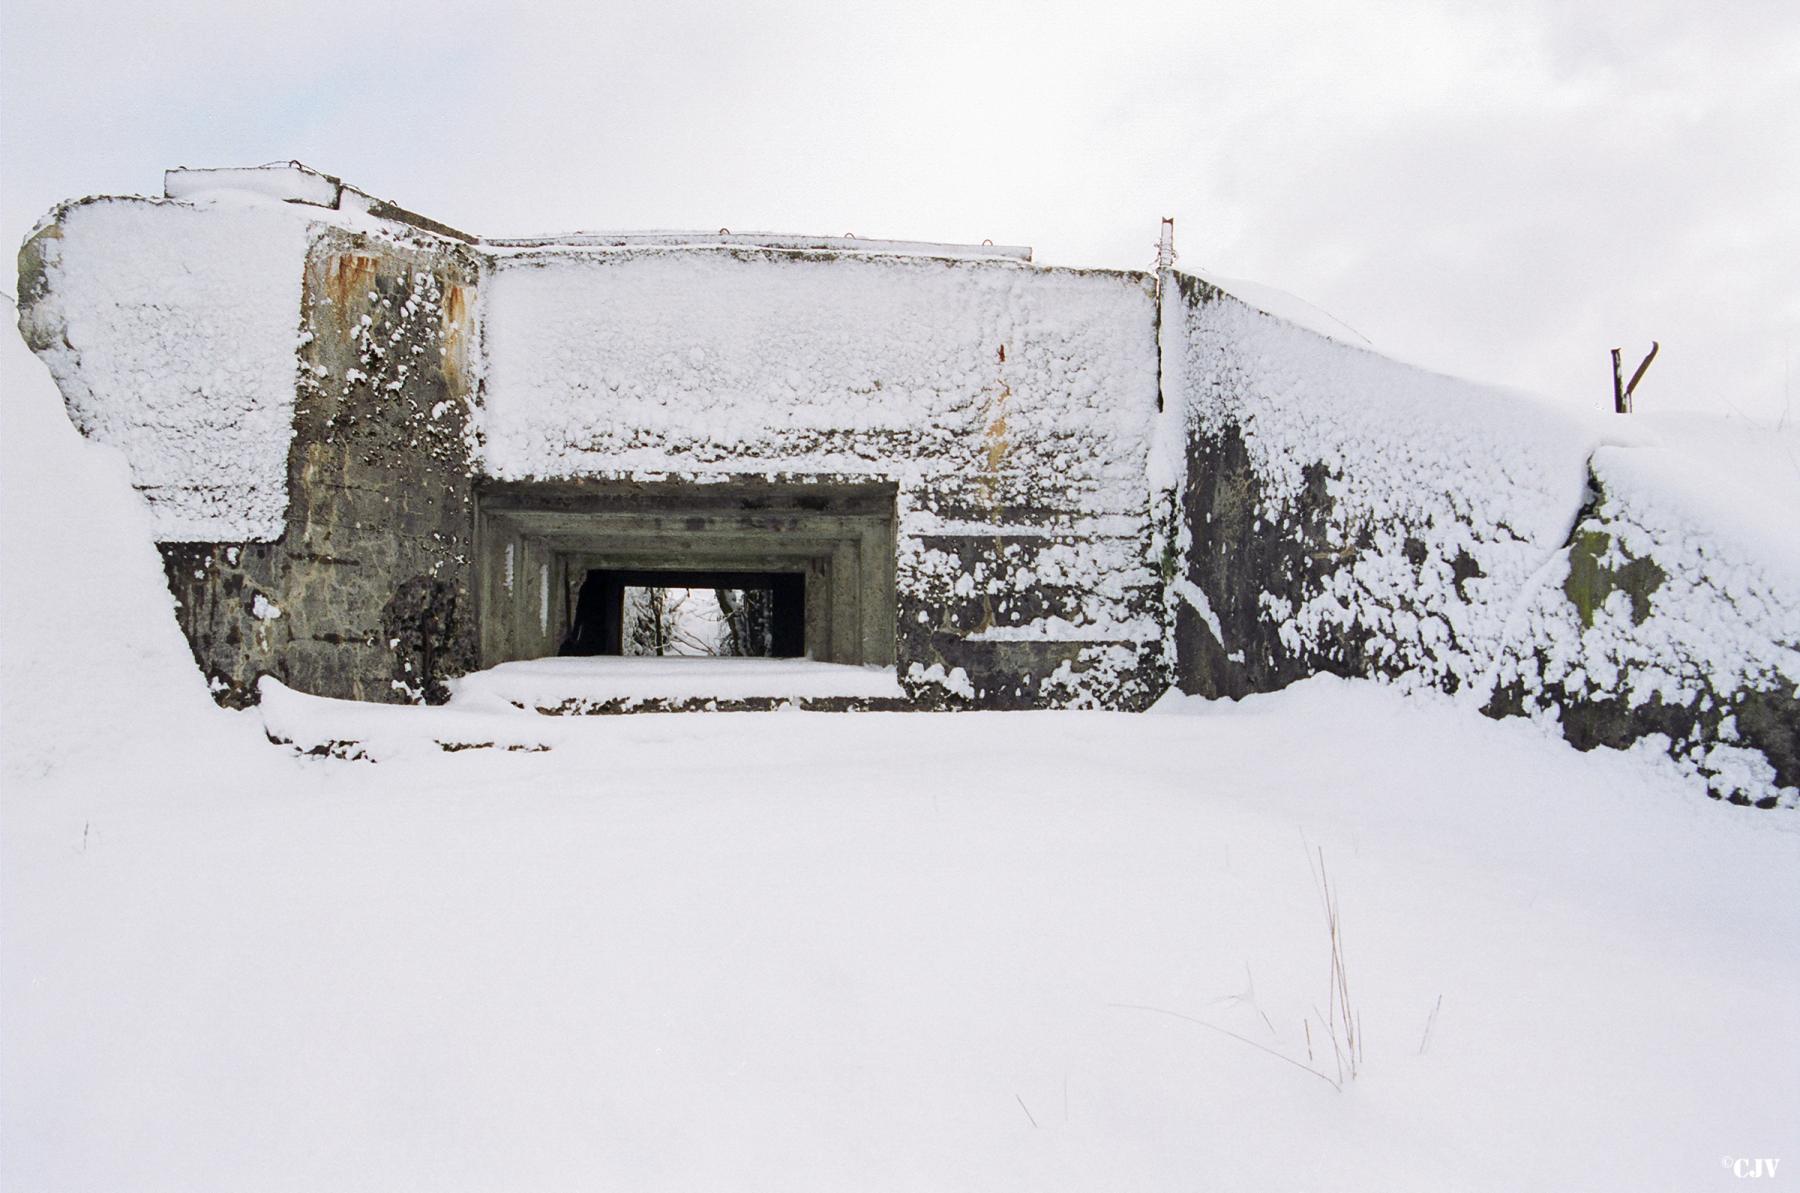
450 656 906 715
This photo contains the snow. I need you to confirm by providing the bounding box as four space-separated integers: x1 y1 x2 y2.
1172 576 1225 648
484 230 1033 260
1598 411 1800 587
0 329 249 778
905 660 977 699
1193 269 1375 348
477 249 1157 499
258 676 556 760
1501 420 1800 804
163 164 342 208
18 194 312 540
964 612 1160 643
260 659 908 757
5 324 1799 1189
451 656 906 706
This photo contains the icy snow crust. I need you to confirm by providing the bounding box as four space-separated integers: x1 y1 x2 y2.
1169 277 1800 806
480 249 1158 503
18 196 312 541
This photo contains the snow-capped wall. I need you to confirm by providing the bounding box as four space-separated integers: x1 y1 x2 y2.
481 249 1154 504
481 248 1166 707
16 196 312 541
1166 272 1800 807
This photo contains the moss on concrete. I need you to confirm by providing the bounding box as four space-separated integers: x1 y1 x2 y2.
1563 529 1667 628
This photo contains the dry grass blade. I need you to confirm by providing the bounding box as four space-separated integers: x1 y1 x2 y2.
1419 994 1443 1055
1311 846 1362 1081
1109 1002 1342 1092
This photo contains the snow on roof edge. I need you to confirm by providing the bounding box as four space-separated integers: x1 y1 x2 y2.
1190 269 1373 349
165 163 342 208
1181 266 1615 432
481 230 1032 262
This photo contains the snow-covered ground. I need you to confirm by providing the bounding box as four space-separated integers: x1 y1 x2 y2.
7 681 1797 1190
4 313 1797 1190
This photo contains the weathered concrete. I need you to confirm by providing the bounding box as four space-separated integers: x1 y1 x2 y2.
160 224 482 705
474 479 898 668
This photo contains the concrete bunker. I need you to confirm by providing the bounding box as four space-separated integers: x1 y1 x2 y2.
17 164 1167 713
475 479 898 668
19 164 1800 801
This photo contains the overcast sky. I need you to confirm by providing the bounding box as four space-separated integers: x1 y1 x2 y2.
5 0 1797 420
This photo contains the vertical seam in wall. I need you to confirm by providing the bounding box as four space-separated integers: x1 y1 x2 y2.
1153 268 1166 414
1469 451 1601 706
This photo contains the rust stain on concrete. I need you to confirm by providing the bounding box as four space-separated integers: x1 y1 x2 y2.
323 253 380 335
441 282 473 389
983 380 1011 475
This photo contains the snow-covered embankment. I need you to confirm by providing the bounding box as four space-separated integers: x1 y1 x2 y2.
1165 273 1800 807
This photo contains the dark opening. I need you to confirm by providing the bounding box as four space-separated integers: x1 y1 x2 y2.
560 570 805 658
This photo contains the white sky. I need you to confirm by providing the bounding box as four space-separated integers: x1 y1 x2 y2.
4 0 1797 419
